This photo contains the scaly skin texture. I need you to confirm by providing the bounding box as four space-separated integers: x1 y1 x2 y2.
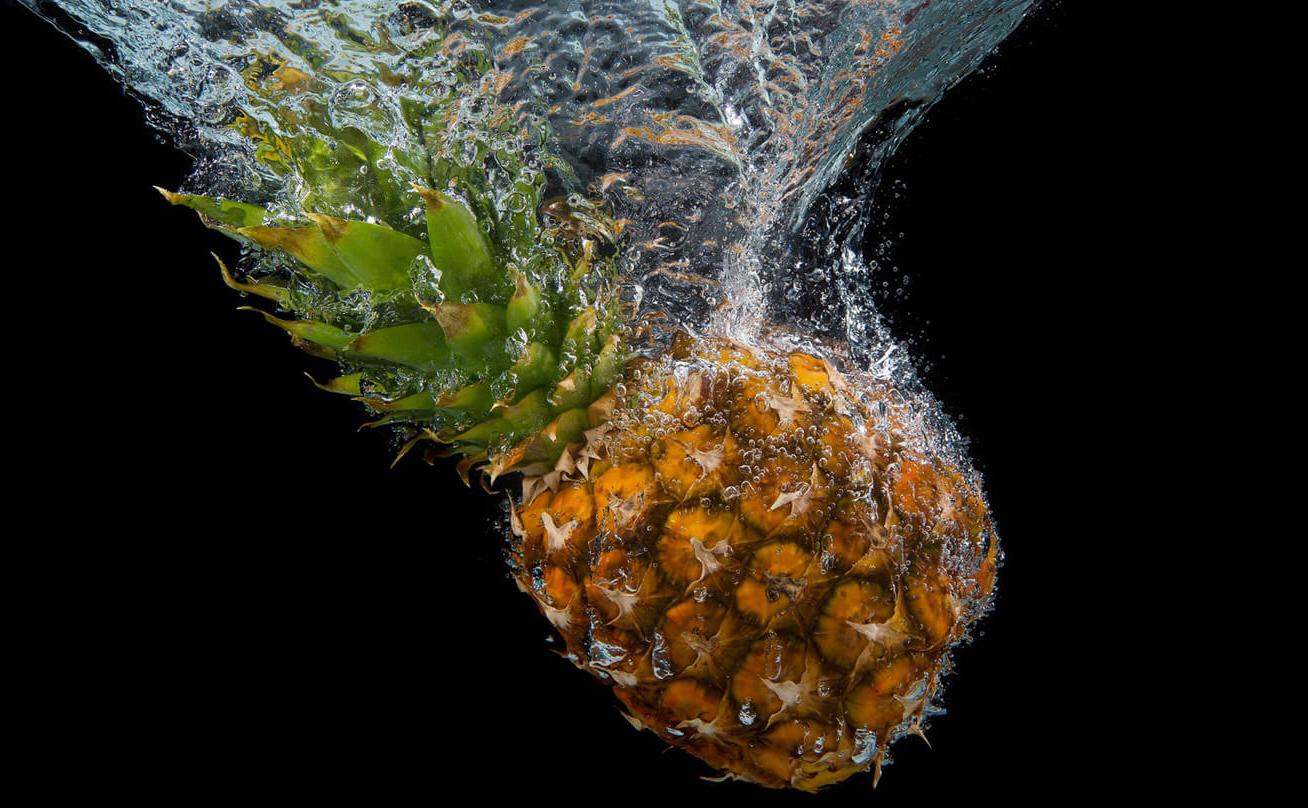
510 334 998 790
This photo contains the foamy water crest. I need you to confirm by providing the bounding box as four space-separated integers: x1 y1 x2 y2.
28 0 1032 367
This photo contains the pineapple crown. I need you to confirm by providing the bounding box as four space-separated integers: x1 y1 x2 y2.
162 40 624 480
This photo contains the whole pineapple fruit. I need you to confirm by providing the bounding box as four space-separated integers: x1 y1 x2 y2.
159 41 997 793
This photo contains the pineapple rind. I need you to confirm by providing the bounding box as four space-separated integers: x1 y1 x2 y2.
509 335 999 791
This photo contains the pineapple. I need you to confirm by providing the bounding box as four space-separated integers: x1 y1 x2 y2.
508 336 997 790
159 43 998 793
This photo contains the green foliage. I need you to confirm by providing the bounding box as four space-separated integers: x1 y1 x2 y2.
165 27 624 472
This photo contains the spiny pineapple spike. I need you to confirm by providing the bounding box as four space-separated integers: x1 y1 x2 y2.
305 371 364 396
908 721 931 748
213 253 290 306
435 379 494 414
157 187 265 231
417 299 507 371
391 428 441 469
508 342 558 396
412 182 498 301
237 306 352 350
506 268 545 335
237 224 360 289
355 391 438 413
591 335 624 398
302 212 425 291
451 388 551 448
343 321 451 371
455 452 487 487
358 413 420 430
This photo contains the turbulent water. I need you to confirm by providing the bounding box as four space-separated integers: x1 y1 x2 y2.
26 0 1033 366
24 0 1035 785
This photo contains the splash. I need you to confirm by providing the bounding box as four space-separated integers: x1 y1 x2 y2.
23 0 1036 788
27 0 1033 367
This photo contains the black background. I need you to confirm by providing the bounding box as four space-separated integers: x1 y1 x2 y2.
5 0 1138 801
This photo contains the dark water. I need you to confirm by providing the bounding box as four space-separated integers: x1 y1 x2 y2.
28 0 1034 363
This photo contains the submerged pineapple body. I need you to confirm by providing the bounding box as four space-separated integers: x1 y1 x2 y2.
511 335 997 790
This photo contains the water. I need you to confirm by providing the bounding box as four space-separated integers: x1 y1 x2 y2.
23 0 1035 786
25 0 1034 371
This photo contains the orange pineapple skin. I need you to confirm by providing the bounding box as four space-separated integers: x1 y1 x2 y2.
508 335 998 791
